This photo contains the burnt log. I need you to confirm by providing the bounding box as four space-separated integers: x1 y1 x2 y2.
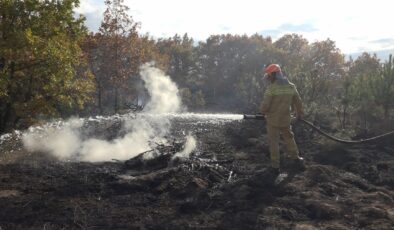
124 142 184 170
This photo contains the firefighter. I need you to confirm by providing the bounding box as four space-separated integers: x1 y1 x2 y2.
260 64 305 174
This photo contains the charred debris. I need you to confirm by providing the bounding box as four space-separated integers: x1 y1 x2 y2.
0 116 393 229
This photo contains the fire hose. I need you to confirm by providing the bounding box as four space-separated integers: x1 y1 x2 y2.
243 114 394 144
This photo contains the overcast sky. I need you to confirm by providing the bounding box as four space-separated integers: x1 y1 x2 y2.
75 0 394 54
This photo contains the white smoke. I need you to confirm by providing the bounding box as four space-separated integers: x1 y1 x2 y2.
172 135 197 159
22 63 196 162
140 64 181 113
22 118 83 159
78 117 165 162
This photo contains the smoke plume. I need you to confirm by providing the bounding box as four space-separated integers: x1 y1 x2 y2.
23 119 83 159
22 63 196 162
172 135 197 159
140 64 181 113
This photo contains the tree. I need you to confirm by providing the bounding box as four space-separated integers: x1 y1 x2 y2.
348 53 380 77
156 33 197 87
98 0 139 113
349 72 376 133
339 53 380 129
372 54 394 119
196 34 274 111
0 0 94 132
80 32 103 113
274 33 309 71
285 39 346 121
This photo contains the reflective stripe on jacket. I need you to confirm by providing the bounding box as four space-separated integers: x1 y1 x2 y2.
260 82 303 127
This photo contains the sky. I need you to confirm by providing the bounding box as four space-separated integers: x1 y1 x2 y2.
75 0 394 55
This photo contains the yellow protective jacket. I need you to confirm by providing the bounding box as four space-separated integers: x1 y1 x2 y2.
260 82 304 127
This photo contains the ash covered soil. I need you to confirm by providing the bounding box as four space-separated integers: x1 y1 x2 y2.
0 116 393 229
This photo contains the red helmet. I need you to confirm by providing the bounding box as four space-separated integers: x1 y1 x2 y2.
264 64 281 75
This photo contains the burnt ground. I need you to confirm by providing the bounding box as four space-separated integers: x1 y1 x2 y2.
0 118 393 229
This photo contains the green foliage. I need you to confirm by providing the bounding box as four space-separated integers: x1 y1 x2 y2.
287 39 345 106
179 87 192 108
0 0 94 131
193 90 206 108
372 55 394 118
195 34 274 111
345 53 394 133
179 88 205 110
350 74 374 107
156 34 197 87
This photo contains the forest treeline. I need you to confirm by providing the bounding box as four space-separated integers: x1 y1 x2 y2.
1 0 393 135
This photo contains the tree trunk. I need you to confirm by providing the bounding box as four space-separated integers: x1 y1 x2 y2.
342 106 347 129
0 62 16 132
114 87 118 113
97 80 103 115
383 106 389 120
363 110 367 135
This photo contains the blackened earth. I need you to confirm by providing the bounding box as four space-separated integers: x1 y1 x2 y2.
0 117 393 229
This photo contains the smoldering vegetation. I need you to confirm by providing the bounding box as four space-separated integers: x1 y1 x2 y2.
0 115 393 229
20 64 187 163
